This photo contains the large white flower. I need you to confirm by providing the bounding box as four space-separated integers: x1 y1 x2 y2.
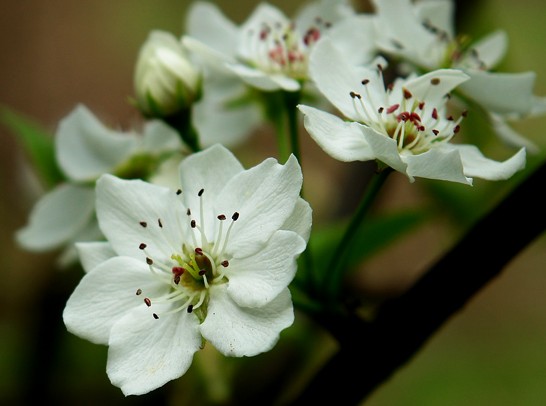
63 144 311 395
298 39 526 184
183 0 357 92
16 104 183 264
370 0 545 152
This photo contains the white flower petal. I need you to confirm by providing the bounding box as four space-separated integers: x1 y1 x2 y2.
96 175 187 260
361 127 408 174
309 38 373 120
452 144 526 181
414 0 455 38
56 105 139 182
193 80 262 147
299 104 374 161
459 70 536 115
225 63 296 91
227 230 305 308
107 304 201 396
63 256 167 345
237 3 289 61
178 145 244 237
216 155 303 257
281 198 313 243
140 120 183 153
403 146 471 184
326 14 377 66
75 241 116 273
295 0 354 30
185 1 238 58
405 69 469 107
16 183 95 251
462 30 507 70
489 112 540 153
372 0 440 67
201 285 294 357
182 36 235 73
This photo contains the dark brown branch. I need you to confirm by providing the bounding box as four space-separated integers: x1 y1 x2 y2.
289 160 546 406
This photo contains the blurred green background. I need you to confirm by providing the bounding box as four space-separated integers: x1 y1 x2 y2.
1 0 545 405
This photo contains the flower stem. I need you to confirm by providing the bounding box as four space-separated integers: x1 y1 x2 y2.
283 90 302 164
164 107 201 152
322 167 392 300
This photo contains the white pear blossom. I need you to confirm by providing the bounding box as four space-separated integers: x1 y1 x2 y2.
134 30 201 117
16 104 184 264
63 144 311 395
182 0 356 92
298 39 526 184
370 0 545 152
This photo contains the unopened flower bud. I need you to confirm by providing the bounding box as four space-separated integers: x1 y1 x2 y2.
134 30 201 117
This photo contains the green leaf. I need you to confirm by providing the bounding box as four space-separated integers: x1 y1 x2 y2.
0 106 64 188
310 208 431 275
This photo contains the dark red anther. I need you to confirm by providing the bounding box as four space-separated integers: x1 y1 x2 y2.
153 313 159 319
430 78 440 85
221 260 229 267
453 125 461 134
172 266 185 276
198 188 204 197
158 218 163 228
191 220 196 228
146 257 153 265
139 221 147 228
176 189 182 195
403 88 412 99
432 108 438 120
195 247 203 255
386 104 399 114
136 288 142 296
361 79 370 85
144 297 152 307
139 243 147 250
187 305 194 313
232 212 240 221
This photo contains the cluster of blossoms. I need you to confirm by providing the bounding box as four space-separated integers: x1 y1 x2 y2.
14 0 543 397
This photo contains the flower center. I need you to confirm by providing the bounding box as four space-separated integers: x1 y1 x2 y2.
349 67 465 155
420 19 487 70
242 17 329 79
135 188 238 321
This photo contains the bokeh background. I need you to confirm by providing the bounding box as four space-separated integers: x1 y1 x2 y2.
1 0 545 405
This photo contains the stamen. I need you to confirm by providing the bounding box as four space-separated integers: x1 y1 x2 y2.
139 221 147 228
176 189 182 195
139 243 147 250
146 257 153 265
158 218 163 228
136 288 142 295
144 297 152 307
153 313 159 319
